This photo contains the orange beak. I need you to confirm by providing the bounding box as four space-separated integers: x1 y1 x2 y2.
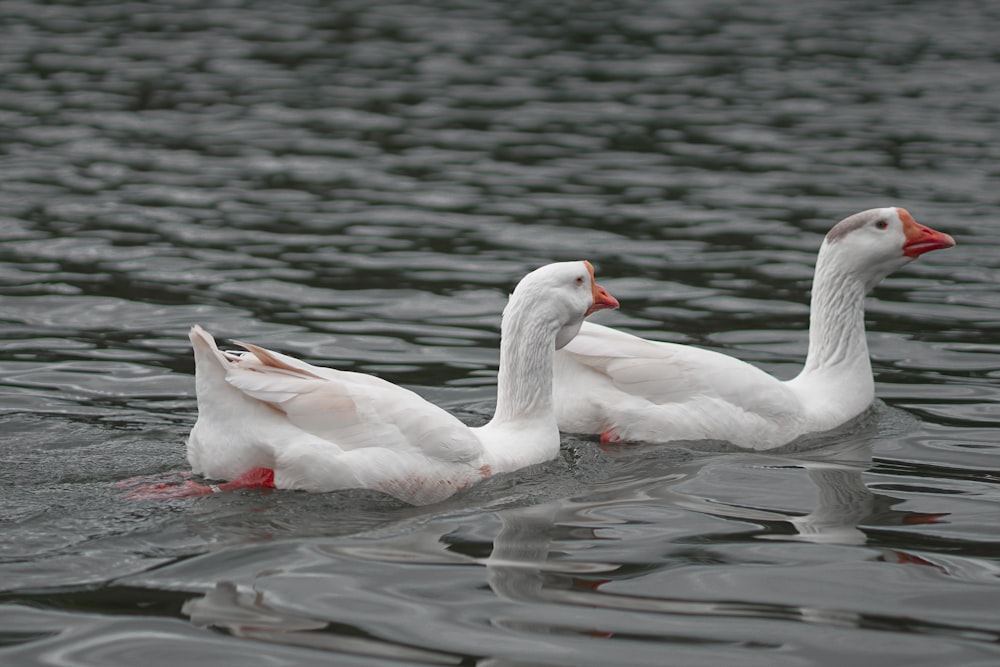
583 260 620 316
899 208 955 258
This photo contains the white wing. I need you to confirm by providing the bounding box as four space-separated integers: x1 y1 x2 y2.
554 322 804 446
222 339 484 464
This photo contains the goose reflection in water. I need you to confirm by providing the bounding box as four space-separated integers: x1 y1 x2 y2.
727 438 949 562
483 442 952 627
178 433 950 654
183 580 465 663
781 456 947 559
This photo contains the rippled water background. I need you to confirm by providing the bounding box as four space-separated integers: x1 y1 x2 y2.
2 0 999 664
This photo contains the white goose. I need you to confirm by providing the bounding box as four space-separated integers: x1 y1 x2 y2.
553 208 954 450
139 261 618 505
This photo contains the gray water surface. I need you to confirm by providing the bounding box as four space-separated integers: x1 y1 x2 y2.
2 1 1000 665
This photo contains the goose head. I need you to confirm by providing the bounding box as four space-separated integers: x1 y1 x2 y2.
507 260 619 349
820 207 955 290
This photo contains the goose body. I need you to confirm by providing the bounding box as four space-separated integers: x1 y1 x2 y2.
183 261 618 505
553 208 954 450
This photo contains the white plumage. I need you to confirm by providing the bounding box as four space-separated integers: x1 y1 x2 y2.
184 260 618 505
553 208 954 450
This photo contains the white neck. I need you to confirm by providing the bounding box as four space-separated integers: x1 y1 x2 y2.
473 296 564 473
801 252 871 374
490 302 559 425
789 247 874 423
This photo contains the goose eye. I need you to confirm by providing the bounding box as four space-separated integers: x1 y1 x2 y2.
574 276 585 286
875 220 888 230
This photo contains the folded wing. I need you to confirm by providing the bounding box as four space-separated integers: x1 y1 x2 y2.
221 339 484 465
555 322 802 443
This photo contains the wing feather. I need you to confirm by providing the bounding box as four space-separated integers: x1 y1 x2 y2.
222 343 483 464
565 322 795 408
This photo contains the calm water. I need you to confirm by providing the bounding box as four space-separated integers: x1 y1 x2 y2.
2 0 1000 665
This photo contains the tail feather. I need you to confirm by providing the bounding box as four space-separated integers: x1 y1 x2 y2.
234 339 324 379
186 325 281 478
189 325 238 381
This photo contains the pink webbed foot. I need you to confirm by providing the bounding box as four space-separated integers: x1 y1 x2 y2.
116 470 193 491
599 429 631 453
124 467 276 500
599 429 623 445
124 479 218 500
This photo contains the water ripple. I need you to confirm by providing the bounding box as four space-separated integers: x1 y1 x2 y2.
2 0 1000 664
